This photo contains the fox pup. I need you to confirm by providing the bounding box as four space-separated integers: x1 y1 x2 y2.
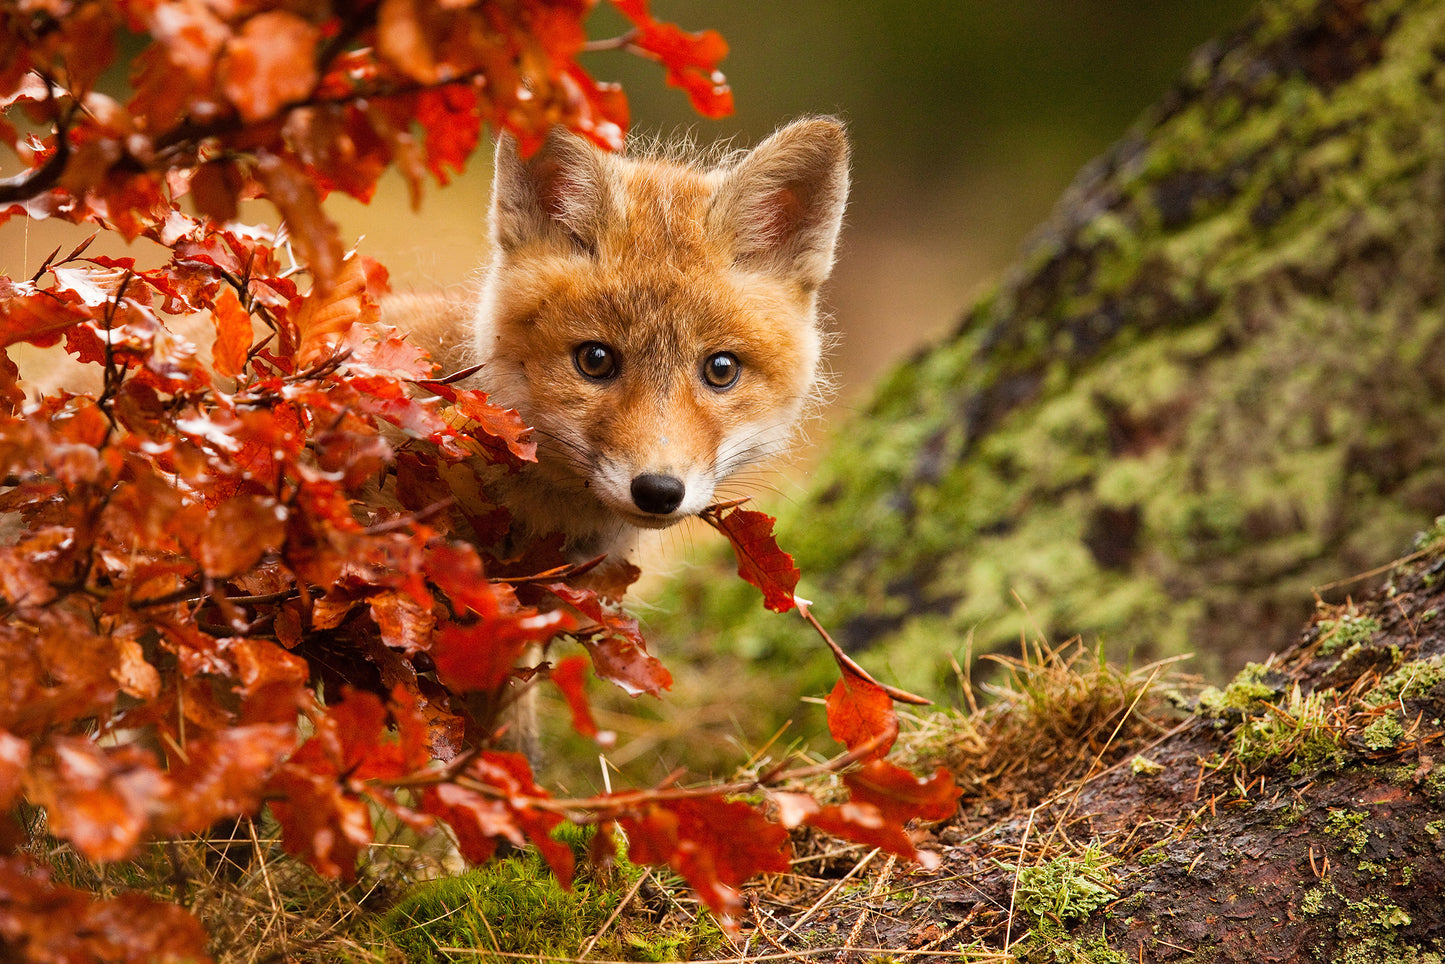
405 117 850 567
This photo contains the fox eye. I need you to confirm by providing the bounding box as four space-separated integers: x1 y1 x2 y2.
701 352 741 389
574 342 618 380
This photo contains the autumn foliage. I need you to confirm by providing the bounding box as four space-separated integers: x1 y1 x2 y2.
0 2 957 960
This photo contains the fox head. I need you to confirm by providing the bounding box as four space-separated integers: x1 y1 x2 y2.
473 118 849 549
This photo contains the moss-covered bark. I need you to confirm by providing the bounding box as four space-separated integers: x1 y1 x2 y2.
739 526 1445 963
655 0 1445 712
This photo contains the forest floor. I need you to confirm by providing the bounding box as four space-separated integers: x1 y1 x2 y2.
36 535 1445 964
731 534 1445 964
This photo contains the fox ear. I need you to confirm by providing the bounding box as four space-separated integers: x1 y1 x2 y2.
709 117 850 289
490 127 608 253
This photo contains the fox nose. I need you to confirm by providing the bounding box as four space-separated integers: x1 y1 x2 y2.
631 473 686 515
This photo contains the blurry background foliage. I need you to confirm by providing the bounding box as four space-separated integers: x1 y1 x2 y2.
3 1 1254 412
353 0 1255 409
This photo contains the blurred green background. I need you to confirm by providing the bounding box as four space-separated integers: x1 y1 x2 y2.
336 0 1255 418
3 1 1256 410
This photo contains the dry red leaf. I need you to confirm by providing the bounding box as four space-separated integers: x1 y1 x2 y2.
0 857 212 964
430 610 571 693
825 668 900 762
700 502 801 613
583 633 674 698
612 0 734 118
550 654 600 740
618 796 790 928
220 11 321 123
210 284 252 378
778 761 959 866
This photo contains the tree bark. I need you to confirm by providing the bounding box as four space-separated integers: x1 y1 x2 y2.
658 0 1445 712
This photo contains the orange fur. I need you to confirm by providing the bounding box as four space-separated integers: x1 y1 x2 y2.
403 118 850 565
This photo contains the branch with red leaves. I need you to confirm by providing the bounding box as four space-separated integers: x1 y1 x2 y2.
0 5 960 961
0 0 732 287
701 500 933 762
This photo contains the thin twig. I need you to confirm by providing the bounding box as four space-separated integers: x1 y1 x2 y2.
790 847 879 932
576 868 651 960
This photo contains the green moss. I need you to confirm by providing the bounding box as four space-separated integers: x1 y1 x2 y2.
1130 754 1164 776
1197 662 1281 717
1013 844 1119 925
1361 714 1406 751
1299 879 1338 916
1013 920 1130 964
1357 860 1390 882
1136 848 1167 868
1366 655 1445 709
370 828 721 963
1335 897 1442 964
1413 515 1445 551
1317 614 1382 657
1231 686 1344 773
1323 809 1371 857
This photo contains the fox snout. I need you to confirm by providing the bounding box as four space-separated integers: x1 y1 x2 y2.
630 473 686 516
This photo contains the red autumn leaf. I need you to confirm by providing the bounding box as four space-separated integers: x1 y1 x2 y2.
338 320 431 381
220 11 320 123
0 278 89 349
611 0 734 118
421 383 537 463
288 251 386 363
0 857 212 964
584 634 673 698
335 372 449 437
423 541 499 616
210 283 252 378
267 763 373 880
255 152 345 290
701 502 800 613
618 796 790 927
420 752 573 885
0 348 21 413
431 608 576 693
785 761 959 867
545 581 643 640
25 738 169 862
267 689 432 880
189 158 244 224
550 654 599 740
420 781 506 865
845 759 962 826
179 493 288 578
825 666 900 762
368 589 436 655
416 83 483 184
541 580 670 696
801 800 922 865
163 724 296 834
0 730 30 809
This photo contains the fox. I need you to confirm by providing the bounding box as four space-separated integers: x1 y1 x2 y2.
397 117 850 570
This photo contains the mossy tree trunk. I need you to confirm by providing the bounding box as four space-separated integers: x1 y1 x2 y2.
659 0 1445 717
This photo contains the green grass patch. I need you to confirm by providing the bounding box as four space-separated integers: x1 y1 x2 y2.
371 827 722 963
